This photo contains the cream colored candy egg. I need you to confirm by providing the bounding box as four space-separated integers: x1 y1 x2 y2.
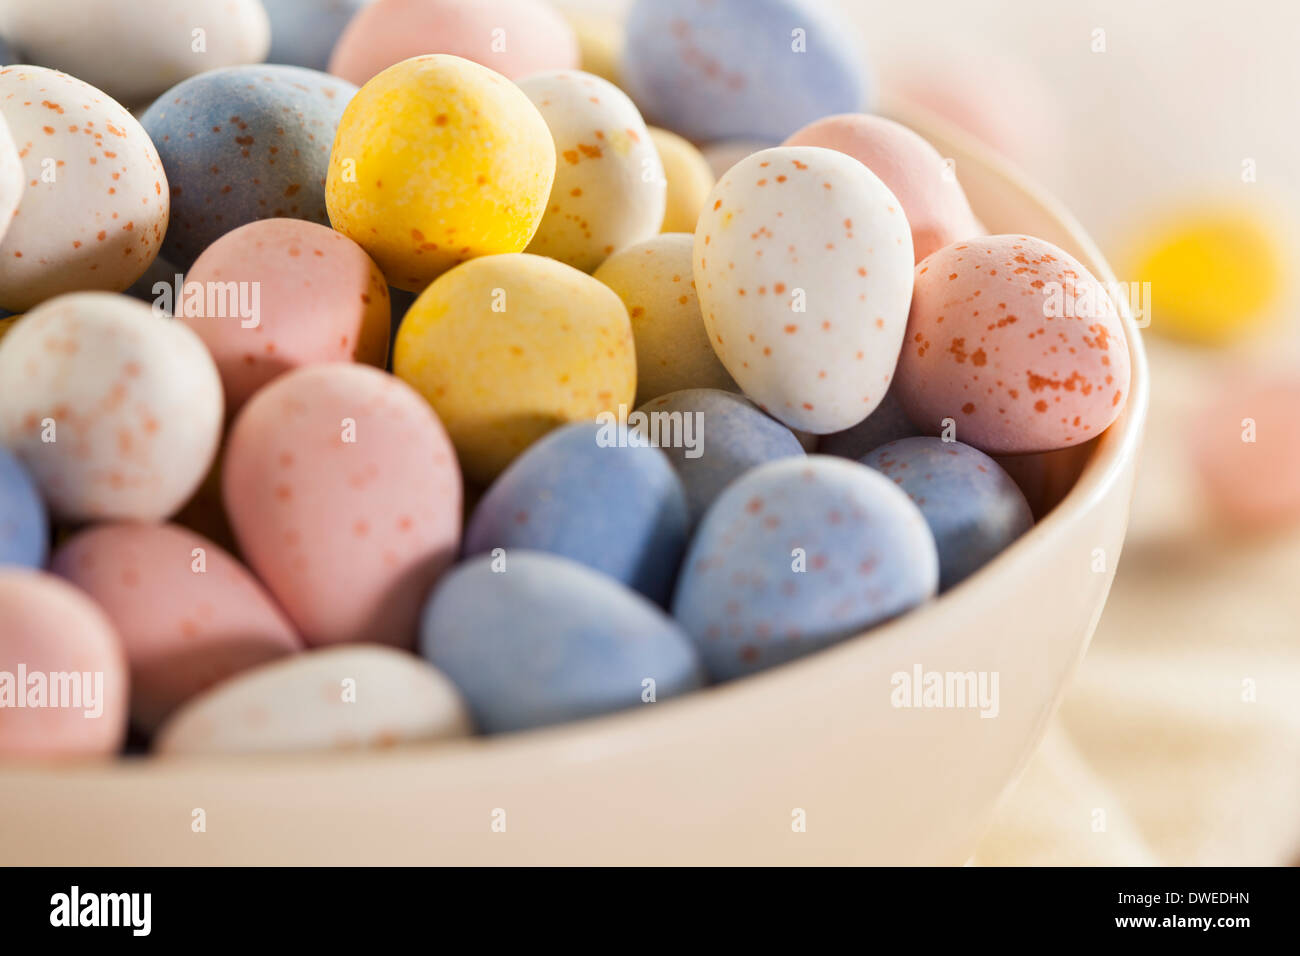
648 127 715 233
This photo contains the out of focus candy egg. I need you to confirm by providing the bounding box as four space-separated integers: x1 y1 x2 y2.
817 381 919 460
223 363 462 648
52 523 302 732
0 570 128 758
179 218 391 414
141 65 357 268
672 455 938 680
264 0 368 72
421 551 703 733
648 127 714 233
695 146 914 434
701 140 774 179
394 253 636 484
464 422 689 604
896 235 1131 453
0 293 223 521
519 70 664 273
326 54 555 292
565 9 623 86
155 646 471 755
592 233 734 403
0 444 46 568
0 67 168 311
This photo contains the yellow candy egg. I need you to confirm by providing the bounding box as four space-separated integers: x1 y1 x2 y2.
649 127 716 233
593 233 735 404
325 54 556 293
1128 204 1285 345
565 11 624 86
394 253 637 484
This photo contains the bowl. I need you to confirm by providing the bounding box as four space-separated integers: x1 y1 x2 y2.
0 112 1149 866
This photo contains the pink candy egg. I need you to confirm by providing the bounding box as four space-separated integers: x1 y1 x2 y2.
896 236 1131 454
52 523 302 733
223 363 462 648
179 218 391 414
0 570 128 758
328 0 579 87
783 114 983 263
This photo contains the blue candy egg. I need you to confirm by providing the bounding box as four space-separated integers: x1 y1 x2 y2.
0 36 17 65
141 65 357 268
863 437 1033 591
264 0 368 72
463 422 690 604
673 455 937 680
0 445 48 569
622 0 868 143
818 382 919 460
636 388 804 524
421 551 704 733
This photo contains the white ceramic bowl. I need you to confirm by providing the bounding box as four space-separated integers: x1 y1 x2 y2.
0 114 1149 865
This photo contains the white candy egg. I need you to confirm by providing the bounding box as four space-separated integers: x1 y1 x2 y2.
0 66 169 312
0 292 222 522
154 646 473 755
520 69 665 272
694 146 914 433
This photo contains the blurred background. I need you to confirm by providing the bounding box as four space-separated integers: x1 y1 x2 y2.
562 0 1300 864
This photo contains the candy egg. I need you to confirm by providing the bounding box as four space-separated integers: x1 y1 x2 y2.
694 146 914 434
0 67 169 312
784 114 983 263
519 70 665 273
0 569 128 758
141 65 357 269
592 233 735 403
179 218 391 414
328 0 579 87
0 293 223 522
817 381 919 460
701 140 774 179
566 9 623 86
264 0 369 71
636 388 804 524
223 363 462 648
0 112 20 245
896 236 1132 453
52 523 302 732
421 551 703 733
0 444 46 568
155 646 471 755
464 422 689 604
2 0 270 104
622 0 867 143
0 35 16 64
394 253 636 484
862 437 1033 591
326 54 555 292
672 456 938 680
649 127 715 233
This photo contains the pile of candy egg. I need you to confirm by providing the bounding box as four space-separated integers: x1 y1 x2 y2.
0 0 1130 758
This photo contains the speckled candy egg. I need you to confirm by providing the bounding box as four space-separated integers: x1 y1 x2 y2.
0 112 20 245
52 523 302 732
863 437 1032 591
0 293 223 521
637 388 804 524
0 67 169 312
464 422 689 604
695 146 914 434
817 381 919 460
672 455 937 680
649 127 715 233
622 0 867 143
180 218 391 414
592 233 734 404
0 444 46 568
519 70 664 273
421 551 703 733
264 0 369 71
896 236 1132 453
328 0 578 86
326 54 555 292
155 646 471 755
0 570 128 758
223 363 462 648
394 253 636 484
141 65 357 269
784 114 983 263
2 0 270 104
